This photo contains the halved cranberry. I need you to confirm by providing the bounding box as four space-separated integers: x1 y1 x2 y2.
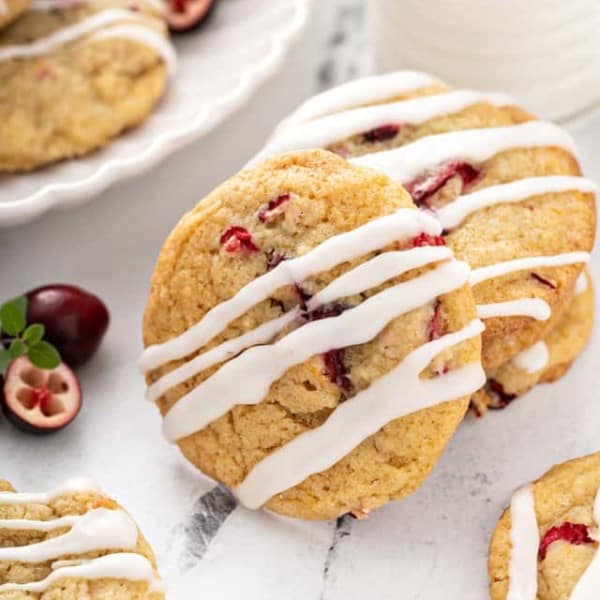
411 233 445 247
257 194 290 223
427 300 443 341
531 272 557 289
362 124 402 143
1 357 81 434
220 226 259 254
406 161 482 208
323 349 353 394
487 379 517 410
539 522 593 560
166 0 216 32
26 284 109 369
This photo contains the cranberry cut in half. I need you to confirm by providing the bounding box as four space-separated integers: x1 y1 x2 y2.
166 0 217 32
1 357 82 434
26 284 109 369
539 522 593 560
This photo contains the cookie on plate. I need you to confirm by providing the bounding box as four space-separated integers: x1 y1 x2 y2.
254 71 597 374
489 452 600 600
0 0 31 30
472 268 594 414
141 149 485 520
0 0 175 172
0 478 164 599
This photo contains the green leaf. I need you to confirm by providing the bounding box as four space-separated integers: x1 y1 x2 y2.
12 296 27 316
0 349 10 376
8 338 27 359
0 298 27 337
22 323 45 346
27 341 61 370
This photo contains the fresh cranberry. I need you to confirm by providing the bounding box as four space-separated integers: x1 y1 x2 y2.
411 233 446 247
406 161 482 208
323 349 353 394
427 300 443 341
531 272 557 289
257 194 291 223
539 522 593 560
166 0 217 32
362 124 402 143
1 356 81 434
487 379 517 410
26 284 109 368
220 226 259 254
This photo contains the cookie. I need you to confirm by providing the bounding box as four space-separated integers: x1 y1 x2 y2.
141 149 485 520
472 269 594 414
0 0 30 30
489 452 600 600
254 71 596 374
0 478 164 599
0 0 175 172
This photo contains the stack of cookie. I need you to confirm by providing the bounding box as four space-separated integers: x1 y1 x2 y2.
0 0 175 171
140 72 595 523
253 71 596 416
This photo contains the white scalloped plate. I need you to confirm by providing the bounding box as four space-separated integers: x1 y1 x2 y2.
0 0 311 227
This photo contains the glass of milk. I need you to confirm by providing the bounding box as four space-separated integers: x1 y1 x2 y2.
367 0 600 121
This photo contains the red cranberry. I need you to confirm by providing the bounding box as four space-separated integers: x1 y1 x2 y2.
411 233 445 248
258 194 290 223
362 124 402 143
323 349 353 394
427 300 443 341
539 522 593 560
220 226 259 253
406 161 482 208
166 0 216 32
1 356 81 434
531 272 557 289
266 250 287 271
26 284 109 369
487 379 517 410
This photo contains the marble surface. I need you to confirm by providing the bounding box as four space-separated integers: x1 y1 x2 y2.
2 2 600 598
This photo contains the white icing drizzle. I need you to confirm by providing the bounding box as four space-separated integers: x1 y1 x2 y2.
0 478 100 505
0 553 163 593
162 259 471 443
235 319 485 509
512 341 549 374
282 71 442 127
0 508 138 563
87 24 176 75
477 299 551 321
507 484 539 600
570 489 600 599
469 252 590 287
575 271 589 296
349 122 578 185
253 90 513 165
139 208 441 373
0 8 175 75
438 176 597 231
146 245 452 403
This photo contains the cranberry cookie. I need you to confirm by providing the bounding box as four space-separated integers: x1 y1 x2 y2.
0 478 163 599
141 149 485 520
473 269 594 414
489 452 600 600
255 71 596 374
0 0 174 171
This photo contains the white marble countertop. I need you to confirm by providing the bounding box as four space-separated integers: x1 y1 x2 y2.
2 2 600 598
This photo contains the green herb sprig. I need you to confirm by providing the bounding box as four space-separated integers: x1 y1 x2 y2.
0 296 61 375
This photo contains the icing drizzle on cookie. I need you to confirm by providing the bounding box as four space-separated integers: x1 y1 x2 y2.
0 480 162 593
0 7 176 75
507 483 600 599
141 209 485 508
512 341 550 374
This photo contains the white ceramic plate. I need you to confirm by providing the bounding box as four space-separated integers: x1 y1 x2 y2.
0 0 311 227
